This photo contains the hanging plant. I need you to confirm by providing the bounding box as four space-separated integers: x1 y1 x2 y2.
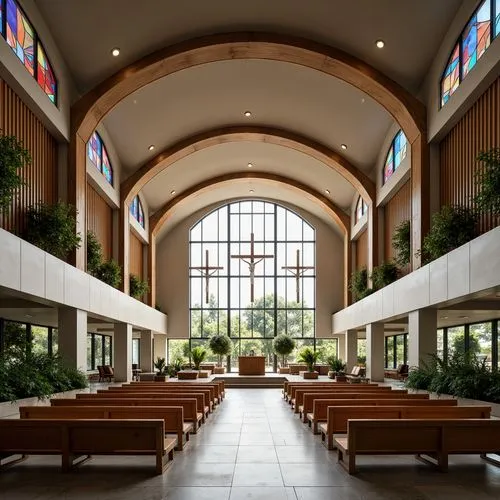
24 201 81 260
0 133 30 213
392 219 411 267
86 231 103 276
130 273 150 299
474 148 500 217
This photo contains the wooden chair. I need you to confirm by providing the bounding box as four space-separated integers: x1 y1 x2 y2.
97 365 114 382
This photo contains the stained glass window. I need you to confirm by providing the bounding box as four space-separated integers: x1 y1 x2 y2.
87 131 113 186
383 130 407 185
130 196 145 228
0 0 3 37
355 196 367 224
6 0 35 76
462 0 491 78
496 0 500 37
37 43 56 104
441 44 460 107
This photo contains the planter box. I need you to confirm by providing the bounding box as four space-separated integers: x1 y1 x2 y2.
335 375 347 382
177 371 199 380
153 375 167 382
213 366 226 374
278 367 291 374
301 371 319 379
198 370 210 378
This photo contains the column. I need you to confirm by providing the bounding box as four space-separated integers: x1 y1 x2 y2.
140 330 154 373
345 329 358 372
114 323 132 382
408 308 437 368
337 335 346 363
58 308 87 372
366 323 385 382
154 334 167 364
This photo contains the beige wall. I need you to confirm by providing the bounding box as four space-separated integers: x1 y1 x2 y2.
156 199 344 338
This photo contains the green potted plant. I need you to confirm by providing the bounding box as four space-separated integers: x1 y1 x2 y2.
153 357 167 382
0 133 30 214
349 268 374 302
130 274 150 300
24 201 82 260
86 231 103 276
95 259 122 288
392 219 411 268
370 261 399 290
474 148 500 217
273 334 296 373
209 334 232 374
191 346 207 371
327 356 346 381
297 347 320 379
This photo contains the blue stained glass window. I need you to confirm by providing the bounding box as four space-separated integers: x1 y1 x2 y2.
383 130 407 185
0 0 3 37
496 0 500 37
130 196 145 228
355 196 367 224
87 131 113 186
462 0 491 78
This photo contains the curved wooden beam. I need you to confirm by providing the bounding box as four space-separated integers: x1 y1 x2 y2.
121 126 375 207
149 172 349 237
72 32 425 144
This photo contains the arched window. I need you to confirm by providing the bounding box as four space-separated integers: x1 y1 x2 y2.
355 196 368 224
87 131 113 186
383 130 407 184
189 201 316 371
1 0 57 103
130 196 145 228
441 0 497 107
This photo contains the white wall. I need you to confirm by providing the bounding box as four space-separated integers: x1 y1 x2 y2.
156 199 345 338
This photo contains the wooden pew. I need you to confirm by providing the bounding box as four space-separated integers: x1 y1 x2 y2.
309 398 458 434
0 419 176 474
321 405 490 451
287 383 385 405
55 394 207 423
335 418 500 474
283 382 376 401
128 381 225 403
20 405 194 451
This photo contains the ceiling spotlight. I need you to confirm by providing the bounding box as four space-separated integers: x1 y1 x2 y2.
148 145 155 151
249 189 254 193
459 315 469 319
442 316 449 320
247 162 253 168
325 189 330 195
341 144 347 150
170 190 176 195
375 40 385 49
111 47 120 57
244 111 252 117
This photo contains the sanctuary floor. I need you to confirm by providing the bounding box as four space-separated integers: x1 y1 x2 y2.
2 388 500 499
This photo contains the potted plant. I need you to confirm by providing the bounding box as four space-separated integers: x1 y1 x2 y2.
474 148 500 217
209 334 232 374
392 220 411 268
327 356 346 381
129 274 150 300
273 334 296 374
153 357 167 382
191 346 207 371
370 261 399 290
297 347 319 379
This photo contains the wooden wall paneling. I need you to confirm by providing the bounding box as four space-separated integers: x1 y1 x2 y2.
355 230 368 271
440 77 500 235
0 78 57 234
129 230 144 280
86 183 113 260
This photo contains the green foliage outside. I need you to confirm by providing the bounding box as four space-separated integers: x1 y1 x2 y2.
25 201 82 260
405 351 500 403
273 334 296 367
392 219 411 267
297 346 319 372
474 148 500 216
130 274 150 299
95 259 122 288
0 133 30 212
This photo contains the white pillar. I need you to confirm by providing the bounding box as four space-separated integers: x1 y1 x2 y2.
336 335 346 363
366 323 385 382
58 307 87 372
408 308 437 368
140 330 154 372
154 334 167 364
345 329 358 372
114 323 132 382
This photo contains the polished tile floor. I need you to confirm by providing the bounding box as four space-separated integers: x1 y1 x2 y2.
2 388 500 499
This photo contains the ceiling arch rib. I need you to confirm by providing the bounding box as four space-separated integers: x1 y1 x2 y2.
72 32 426 145
121 126 375 207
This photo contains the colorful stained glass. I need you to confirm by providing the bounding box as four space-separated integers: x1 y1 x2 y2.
37 43 57 103
87 132 102 171
138 200 145 227
0 0 3 37
383 147 394 184
496 0 500 37
130 196 145 228
6 0 35 76
441 44 460 106
102 146 113 185
462 0 491 78
394 130 407 170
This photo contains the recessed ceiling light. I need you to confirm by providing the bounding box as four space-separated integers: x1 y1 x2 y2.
325 189 330 195
249 189 254 193
361 98 365 103
111 47 120 57
244 111 252 117
341 144 347 150
375 40 385 49
247 162 253 168
459 315 469 319
442 316 449 320
170 190 176 195
148 145 155 151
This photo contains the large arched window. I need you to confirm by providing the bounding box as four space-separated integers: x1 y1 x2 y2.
1 0 57 103
87 131 113 186
355 196 368 224
441 0 498 107
189 201 316 371
383 130 407 185
130 196 145 228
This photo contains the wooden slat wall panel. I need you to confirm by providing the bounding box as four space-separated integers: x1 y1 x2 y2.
129 230 143 280
0 78 57 233
355 230 368 271
86 184 113 260
384 180 411 270
440 77 500 234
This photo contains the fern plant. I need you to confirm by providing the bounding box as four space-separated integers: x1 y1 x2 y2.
297 347 319 372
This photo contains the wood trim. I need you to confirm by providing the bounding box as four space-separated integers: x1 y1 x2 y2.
355 230 368 271
86 183 113 260
121 126 375 206
129 230 144 280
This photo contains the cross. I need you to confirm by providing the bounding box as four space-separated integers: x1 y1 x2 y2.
282 249 315 303
190 250 223 304
231 233 274 302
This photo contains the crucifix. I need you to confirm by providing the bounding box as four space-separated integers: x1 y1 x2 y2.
231 233 274 302
190 249 223 304
282 249 315 303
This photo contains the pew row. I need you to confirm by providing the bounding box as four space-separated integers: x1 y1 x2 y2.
0 419 176 474
127 381 225 402
335 418 500 474
283 382 379 402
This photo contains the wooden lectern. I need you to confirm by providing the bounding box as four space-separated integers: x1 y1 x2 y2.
238 356 266 375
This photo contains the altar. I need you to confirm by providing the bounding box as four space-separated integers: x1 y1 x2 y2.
238 356 266 375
